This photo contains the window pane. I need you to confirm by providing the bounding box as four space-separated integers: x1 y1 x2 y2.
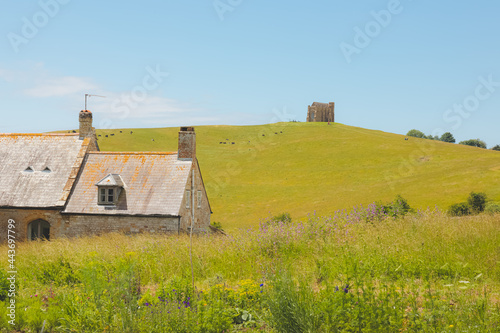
28 220 50 241
186 190 190 208
108 188 114 202
100 188 106 202
197 191 202 208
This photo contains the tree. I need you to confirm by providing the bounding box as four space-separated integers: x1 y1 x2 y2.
491 145 500 151
406 129 426 139
448 202 470 217
440 132 455 143
458 139 487 149
467 192 487 213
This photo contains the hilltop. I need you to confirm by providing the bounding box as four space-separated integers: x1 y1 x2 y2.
92 122 500 229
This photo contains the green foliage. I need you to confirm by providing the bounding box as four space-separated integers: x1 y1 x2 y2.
378 195 414 218
459 139 487 149
406 129 456 144
448 192 488 216
271 212 292 224
485 201 500 214
440 132 456 143
0 269 11 302
491 145 500 151
156 276 194 306
265 273 321 333
448 202 471 216
266 266 496 332
319 280 408 332
210 221 224 232
37 257 79 286
406 129 426 138
467 192 487 213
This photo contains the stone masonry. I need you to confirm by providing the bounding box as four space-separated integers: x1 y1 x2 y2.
307 102 335 122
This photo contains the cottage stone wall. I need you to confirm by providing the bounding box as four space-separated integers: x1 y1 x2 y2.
0 208 181 242
179 160 211 233
0 209 64 242
61 215 180 237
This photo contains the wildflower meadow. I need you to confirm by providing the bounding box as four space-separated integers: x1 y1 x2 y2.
0 203 499 332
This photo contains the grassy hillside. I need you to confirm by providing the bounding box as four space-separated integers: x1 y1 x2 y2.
93 122 500 229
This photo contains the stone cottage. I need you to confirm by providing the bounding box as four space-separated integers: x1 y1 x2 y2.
307 102 335 122
0 110 211 242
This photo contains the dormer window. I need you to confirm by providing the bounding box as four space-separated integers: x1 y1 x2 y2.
99 188 115 204
24 166 34 173
42 167 52 173
96 174 125 205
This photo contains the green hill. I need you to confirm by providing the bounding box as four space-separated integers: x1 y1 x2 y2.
93 122 500 229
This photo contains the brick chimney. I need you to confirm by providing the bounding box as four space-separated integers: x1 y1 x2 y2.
79 110 93 139
178 127 196 160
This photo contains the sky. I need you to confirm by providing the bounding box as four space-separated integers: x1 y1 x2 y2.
1 0 499 147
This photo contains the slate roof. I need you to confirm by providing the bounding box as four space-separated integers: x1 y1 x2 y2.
63 152 192 216
0 134 90 208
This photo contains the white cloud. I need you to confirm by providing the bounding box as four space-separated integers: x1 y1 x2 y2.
88 93 208 128
24 76 97 97
0 63 218 129
90 94 192 117
0 68 17 82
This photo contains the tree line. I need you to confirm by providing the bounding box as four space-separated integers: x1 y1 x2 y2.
406 129 500 151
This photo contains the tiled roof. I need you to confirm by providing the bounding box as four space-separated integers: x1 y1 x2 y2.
63 152 192 216
0 134 90 208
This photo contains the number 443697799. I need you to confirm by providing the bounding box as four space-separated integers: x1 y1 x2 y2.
7 220 15 266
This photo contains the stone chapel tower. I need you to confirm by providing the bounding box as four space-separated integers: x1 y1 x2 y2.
307 102 335 122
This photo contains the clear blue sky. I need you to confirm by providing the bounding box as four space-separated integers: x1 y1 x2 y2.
1 0 499 146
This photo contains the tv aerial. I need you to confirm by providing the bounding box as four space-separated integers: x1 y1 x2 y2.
84 94 106 110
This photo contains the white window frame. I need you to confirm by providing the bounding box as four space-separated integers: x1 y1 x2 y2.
197 190 202 208
186 190 191 208
98 187 117 205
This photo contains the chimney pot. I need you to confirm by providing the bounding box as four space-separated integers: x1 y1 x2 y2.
79 110 93 139
178 127 196 160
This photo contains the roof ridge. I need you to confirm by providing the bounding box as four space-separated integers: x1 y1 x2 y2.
0 133 79 137
89 151 177 155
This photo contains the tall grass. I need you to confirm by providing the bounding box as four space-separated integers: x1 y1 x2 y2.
1 209 499 331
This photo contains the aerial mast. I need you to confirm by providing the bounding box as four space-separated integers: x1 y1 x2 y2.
84 94 106 110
